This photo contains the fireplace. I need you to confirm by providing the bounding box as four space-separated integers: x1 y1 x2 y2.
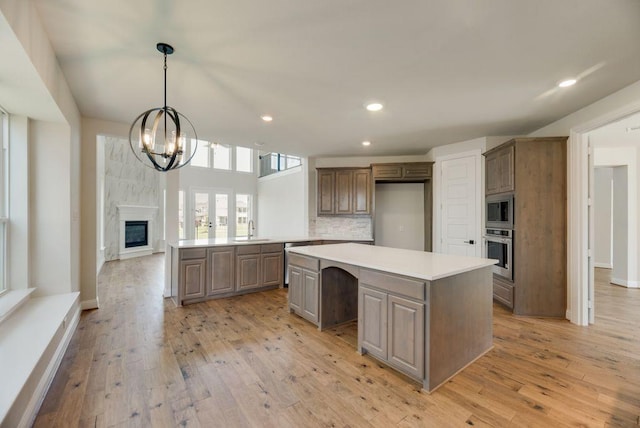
117 205 158 259
125 221 148 248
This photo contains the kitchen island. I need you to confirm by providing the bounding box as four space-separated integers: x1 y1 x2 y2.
168 237 372 306
286 243 496 392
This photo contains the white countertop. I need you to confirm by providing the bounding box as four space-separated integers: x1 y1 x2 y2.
170 236 374 249
287 243 497 281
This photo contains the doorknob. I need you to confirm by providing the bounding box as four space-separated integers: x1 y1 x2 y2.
464 240 475 245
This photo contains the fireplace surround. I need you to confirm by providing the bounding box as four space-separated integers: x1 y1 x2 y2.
117 205 158 259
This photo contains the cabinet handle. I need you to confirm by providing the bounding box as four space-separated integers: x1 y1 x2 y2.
464 240 475 245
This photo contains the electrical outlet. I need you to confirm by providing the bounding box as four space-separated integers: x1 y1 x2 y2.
399 225 405 232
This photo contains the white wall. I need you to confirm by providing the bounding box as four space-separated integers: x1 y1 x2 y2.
257 166 307 237
612 166 629 286
593 167 612 268
29 120 72 296
375 183 424 250
593 145 638 287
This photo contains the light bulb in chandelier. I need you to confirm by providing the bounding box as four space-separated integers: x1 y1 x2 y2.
129 43 198 172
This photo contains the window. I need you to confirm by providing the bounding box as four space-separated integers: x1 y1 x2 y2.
212 143 231 170
259 152 302 177
236 146 253 172
0 111 7 294
235 194 252 237
189 139 210 168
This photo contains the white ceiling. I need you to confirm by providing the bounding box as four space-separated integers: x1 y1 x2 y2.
28 0 640 157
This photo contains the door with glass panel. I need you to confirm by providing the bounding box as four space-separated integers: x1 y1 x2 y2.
190 189 230 239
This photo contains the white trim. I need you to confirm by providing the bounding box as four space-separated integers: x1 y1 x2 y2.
567 102 640 326
18 304 80 428
593 262 612 269
611 277 640 288
80 298 99 310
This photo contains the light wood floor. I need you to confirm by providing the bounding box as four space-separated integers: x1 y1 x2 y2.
35 256 640 427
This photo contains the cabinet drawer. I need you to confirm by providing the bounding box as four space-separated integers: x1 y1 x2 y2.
493 276 514 309
236 244 261 255
261 243 284 253
181 248 207 260
360 269 424 301
288 254 319 272
372 164 403 179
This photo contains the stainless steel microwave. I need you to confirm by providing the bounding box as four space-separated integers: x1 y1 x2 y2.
486 194 514 229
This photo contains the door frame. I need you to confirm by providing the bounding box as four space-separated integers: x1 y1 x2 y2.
433 149 483 256
567 102 640 326
188 187 233 239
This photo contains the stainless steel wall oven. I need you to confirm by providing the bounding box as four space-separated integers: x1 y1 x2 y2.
484 228 512 280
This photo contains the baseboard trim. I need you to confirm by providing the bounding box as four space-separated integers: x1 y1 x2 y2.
610 277 639 288
594 262 612 269
80 298 99 310
19 302 80 428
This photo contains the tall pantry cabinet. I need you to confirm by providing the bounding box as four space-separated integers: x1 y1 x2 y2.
484 137 567 317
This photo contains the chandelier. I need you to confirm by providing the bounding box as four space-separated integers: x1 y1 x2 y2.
129 42 197 171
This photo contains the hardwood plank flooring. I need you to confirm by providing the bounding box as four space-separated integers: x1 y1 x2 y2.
35 258 640 427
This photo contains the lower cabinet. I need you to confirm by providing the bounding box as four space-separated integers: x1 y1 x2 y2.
175 243 284 305
207 247 235 296
236 251 261 291
359 284 425 380
180 259 206 300
288 265 319 324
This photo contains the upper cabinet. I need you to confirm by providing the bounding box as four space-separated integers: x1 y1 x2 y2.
317 168 371 216
485 145 514 195
371 162 432 181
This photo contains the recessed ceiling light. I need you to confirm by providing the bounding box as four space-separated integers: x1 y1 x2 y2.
362 141 371 146
261 115 273 122
366 103 383 112
558 79 577 88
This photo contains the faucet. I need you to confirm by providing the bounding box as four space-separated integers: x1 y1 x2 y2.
247 220 255 239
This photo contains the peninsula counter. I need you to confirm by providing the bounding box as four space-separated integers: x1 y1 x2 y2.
286 243 497 392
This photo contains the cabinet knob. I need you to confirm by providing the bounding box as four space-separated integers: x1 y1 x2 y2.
464 240 475 245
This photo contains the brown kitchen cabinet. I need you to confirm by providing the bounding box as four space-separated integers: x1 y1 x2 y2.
206 246 235 296
483 137 567 317
287 253 320 324
316 168 371 216
172 242 284 306
485 145 514 195
371 162 432 181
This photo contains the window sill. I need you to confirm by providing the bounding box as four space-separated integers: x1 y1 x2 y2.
0 288 35 325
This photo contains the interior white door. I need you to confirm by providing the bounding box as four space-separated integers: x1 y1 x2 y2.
441 155 479 257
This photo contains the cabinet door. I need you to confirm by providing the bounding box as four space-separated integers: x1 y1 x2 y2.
317 170 335 215
372 164 403 179
262 251 283 287
236 254 261 291
288 266 302 313
302 270 319 323
387 295 424 379
207 247 235 296
358 286 387 360
353 169 371 215
180 259 206 300
403 163 432 179
497 145 514 193
335 170 354 214
485 152 501 195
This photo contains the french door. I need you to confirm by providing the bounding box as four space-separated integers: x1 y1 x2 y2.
189 188 230 239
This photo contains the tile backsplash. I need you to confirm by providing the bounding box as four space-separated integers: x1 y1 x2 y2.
310 216 373 239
